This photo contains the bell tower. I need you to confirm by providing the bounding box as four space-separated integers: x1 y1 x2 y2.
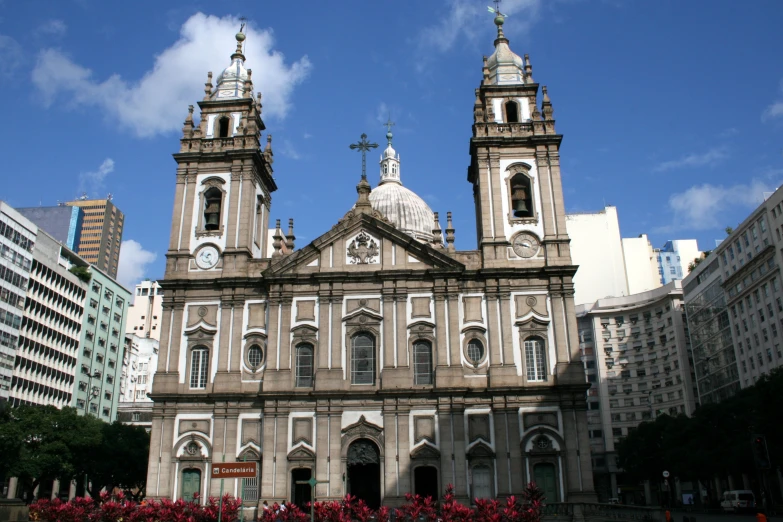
467 12 571 269
165 26 277 277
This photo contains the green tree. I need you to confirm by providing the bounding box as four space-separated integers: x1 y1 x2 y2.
76 421 150 499
0 406 102 502
68 265 92 283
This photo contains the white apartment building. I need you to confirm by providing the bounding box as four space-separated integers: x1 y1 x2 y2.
125 280 163 341
622 234 661 295
577 281 698 504
9 229 88 408
117 333 158 431
0 202 36 401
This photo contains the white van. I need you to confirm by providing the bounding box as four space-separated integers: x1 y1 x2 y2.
720 490 755 512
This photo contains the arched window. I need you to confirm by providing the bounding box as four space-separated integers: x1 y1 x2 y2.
505 100 519 123
525 337 547 382
413 340 433 385
466 339 484 365
190 347 208 389
218 116 230 138
351 333 375 385
509 173 533 218
203 187 222 231
295 343 314 387
383 164 388 174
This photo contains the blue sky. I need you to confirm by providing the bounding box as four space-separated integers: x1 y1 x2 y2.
2 0 783 289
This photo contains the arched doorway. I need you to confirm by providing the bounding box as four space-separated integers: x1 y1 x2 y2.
533 463 557 502
181 468 201 501
414 466 438 500
291 468 312 509
347 439 381 509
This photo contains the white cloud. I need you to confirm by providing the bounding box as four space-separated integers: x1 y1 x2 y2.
653 148 728 172
416 0 542 56
667 179 773 230
762 101 783 122
303 132 312 139
78 158 114 197
0 35 22 77
36 20 67 37
117 240 157 289
280 140 301 160
32 13 312 137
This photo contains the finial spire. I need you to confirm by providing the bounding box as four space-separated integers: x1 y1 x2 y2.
234 18 247 58
384 117 395 146
286 218 295 253
349 133 379 180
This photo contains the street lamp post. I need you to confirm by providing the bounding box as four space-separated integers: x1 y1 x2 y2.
85 370 101 417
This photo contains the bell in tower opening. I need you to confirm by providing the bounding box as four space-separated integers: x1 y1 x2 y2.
510 174 532 218
203 188 222 230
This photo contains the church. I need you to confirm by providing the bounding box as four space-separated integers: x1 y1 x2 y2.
146 12 596 512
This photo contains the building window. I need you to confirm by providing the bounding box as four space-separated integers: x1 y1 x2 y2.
132 412 140 422
466 339 485 365
525 336 547 382
351 333 375 385
246 344 264 369
504 100 519 123
218 116 230 138
190 347 208 389
509 173 533 219
295 343 314 387
203 187 222 231
413 340 433 385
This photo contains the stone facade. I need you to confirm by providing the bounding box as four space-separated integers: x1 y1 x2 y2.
147 20 595 512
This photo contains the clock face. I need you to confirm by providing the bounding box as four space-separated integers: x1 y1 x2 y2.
196 246 219 269
512 233 540 258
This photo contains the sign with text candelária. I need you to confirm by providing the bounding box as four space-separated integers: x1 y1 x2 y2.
211 462 257 479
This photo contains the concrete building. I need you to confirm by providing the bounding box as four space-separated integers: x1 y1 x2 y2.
658 240 701 286
146 21 596 513
71 266 130 421
65 197 124 279
576 281 698 504
566 206 630 306
126 280 164 340
622 234 661 295
7 224 88 408
117 333 158 431
0 202 38 401
682 256 739 404
15 205 84 252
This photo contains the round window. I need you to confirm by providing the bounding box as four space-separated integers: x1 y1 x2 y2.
467 339 484 363
247 345 263 368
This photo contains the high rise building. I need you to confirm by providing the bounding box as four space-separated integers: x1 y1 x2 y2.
146 19 596 511
71 266 130 421
65 198 124 279
0 202 37 402
658 240 701 286
15 205 84 252
684 184 783 404
576 281 697 504
126 280 164 340
9 230 88 408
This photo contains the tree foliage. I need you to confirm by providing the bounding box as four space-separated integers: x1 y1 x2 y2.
617 368 783 501
0 405 149 502
68 265 92 283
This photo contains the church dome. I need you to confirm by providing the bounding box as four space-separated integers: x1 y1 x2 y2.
213 31 250 99
369 183 435 242
486 15 525 85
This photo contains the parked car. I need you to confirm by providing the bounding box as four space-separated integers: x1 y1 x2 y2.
720 490 755 513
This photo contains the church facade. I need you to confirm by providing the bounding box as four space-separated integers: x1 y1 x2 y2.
147 15 596 511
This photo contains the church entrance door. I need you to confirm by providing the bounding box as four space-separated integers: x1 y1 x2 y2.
181 469 201 501
414 466 438 500
347 439 381 509
533 463 558 502
291 468 312 509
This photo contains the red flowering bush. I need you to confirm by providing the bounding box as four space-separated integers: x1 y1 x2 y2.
30 492 243 522
259 501 309 522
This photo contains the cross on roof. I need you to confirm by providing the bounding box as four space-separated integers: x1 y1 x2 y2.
349 133 378 180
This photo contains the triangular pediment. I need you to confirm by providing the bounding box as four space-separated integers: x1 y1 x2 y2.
264 212 464 277
410 442 441 460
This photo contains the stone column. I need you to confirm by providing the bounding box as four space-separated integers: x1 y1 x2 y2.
486 292 503 366
279 299 293 370
217 302 233 372
383 295 395 368
499 294 515 367
260 406 277 501
535 150 556 239
266 300 280 371
395 296 408 367
488 152 505 240
317 296 330 369
229 303 244 372
434 294 448 367
447 295 460 366
168 169 188 251
331 297 343 372
166 305 185 375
